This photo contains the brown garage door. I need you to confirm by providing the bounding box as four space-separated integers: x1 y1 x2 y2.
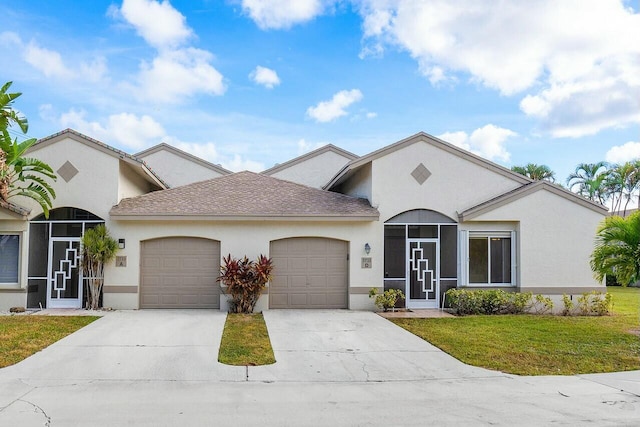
140 237 220 308
270 237 348 309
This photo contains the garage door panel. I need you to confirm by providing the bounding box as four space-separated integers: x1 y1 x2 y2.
288 258 308 271
288 275 308 288
270 237 348 309
140 237 220 309
309 258 327 269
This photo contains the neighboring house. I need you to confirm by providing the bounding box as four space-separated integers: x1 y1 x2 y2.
135 143 231 188
262 144 358 188
0 130 608 311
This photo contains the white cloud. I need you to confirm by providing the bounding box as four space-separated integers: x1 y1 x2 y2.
56 109 261 171
2 32 107 83
605 141 640 164
23 41 73 79
118 0 193 49
249 65 281 88
112 0 226 103
135 48 225 102
358 0 640 137
438 124 516 162
59 109 165 150
297 138 324 154
366 112 377 119
241 0 328 30
307 89 363 123
222 154 264 172
170 140 264 172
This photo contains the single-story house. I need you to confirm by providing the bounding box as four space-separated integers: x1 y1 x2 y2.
0 129 608 311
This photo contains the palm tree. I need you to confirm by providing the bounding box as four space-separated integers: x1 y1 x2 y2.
590 211 640 286
0 81 56 217
566 162 609 204
0 130 57 215
81 224 119 310
0 81 28 133
511 163 556 182
606 162 640 214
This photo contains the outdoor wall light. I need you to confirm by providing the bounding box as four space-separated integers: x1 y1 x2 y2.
364 243 371 254
118 239 126 249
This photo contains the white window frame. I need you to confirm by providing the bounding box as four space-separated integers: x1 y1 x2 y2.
0 232 21 287
464 231 516 287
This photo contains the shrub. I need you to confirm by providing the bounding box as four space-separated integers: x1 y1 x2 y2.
507 292 533 314
530 294 554 315
445 289 533 315
561 294 574 316
577 291 612 316
218 254 273 313
369 288 405 311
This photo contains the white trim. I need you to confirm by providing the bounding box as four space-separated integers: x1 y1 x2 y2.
0 232 22 286
464 231 516 287
406 238 439 309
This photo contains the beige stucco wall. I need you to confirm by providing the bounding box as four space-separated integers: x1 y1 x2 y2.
103 219 381 310
469 188 606 290
370 140 523 221
268 151 354 188
139 150 225 188
118 163 154 201
338 164 372 202
25 137 121 219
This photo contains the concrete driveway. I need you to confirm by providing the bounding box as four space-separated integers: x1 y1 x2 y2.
0 309 638 426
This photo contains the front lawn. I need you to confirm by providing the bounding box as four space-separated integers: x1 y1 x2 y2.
392 287 640 375
0 316 99 368
218 313 275 366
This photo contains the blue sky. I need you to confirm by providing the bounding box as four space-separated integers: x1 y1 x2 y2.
1 0 639 182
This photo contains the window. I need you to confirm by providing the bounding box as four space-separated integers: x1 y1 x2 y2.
0 234 20 284
468 233 513 286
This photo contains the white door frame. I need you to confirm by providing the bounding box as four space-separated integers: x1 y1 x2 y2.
46 237 83 309
406 238 439 309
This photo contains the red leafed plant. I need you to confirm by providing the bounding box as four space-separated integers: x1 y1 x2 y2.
218 254 274 313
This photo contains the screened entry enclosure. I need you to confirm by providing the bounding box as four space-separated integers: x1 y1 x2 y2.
27 208 103 309
384 210 458 309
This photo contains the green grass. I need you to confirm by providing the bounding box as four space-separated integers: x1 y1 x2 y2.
0 316 99 368
218 313 275 366
392 287 640 375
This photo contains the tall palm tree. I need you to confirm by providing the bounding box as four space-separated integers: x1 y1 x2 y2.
0 81 56 217
511 163 556 182
606 162 640 214
566 162 609 204
591 211 640 286
0 130 56 216
0 81 28 133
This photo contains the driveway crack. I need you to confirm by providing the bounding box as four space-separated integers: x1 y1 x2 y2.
17 399 51 426
352 353 371 382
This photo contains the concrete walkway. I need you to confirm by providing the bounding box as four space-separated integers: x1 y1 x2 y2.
0 309 638 426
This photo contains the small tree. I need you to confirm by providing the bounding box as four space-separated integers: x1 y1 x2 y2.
218 254 273 313
590 211 640 287
81 225 118 310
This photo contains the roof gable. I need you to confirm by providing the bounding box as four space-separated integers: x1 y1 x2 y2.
262 144 358 176
459 181 608 221
30 129 168 189
325 132 531 190
135 143 231 175
110 171 379 220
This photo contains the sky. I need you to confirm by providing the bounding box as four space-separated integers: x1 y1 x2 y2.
1 0 639 183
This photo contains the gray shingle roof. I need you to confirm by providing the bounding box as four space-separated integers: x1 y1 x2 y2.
110 171 379 219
